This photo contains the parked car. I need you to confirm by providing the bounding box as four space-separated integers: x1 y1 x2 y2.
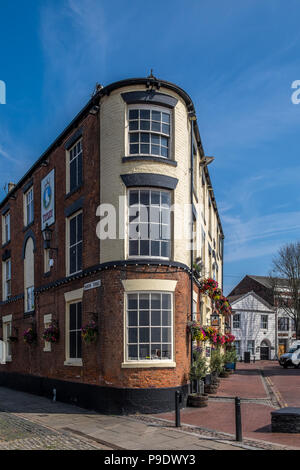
279 341 300 368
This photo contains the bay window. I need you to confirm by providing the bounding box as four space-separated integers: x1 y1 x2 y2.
128 107 171 159
126 292 173 362
128 189 171 258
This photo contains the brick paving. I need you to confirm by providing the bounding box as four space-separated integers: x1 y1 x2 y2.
152 361 300 450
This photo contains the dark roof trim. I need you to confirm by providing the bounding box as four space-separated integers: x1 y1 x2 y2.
22 178 33 194
121 90 178 108
1 204 10 216
121 173 178 190
64 127 83 150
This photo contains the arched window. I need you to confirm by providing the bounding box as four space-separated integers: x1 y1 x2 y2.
24 237 34 313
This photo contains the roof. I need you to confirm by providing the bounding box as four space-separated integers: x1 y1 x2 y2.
246 275 289 289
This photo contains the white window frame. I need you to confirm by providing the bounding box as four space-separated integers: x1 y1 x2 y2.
66 139 83 194
26 286 34 312
3 259 11 300
2 315 12 362
127 188 171 260
261 315 268 330
24 187 34 226
247 340 255 355
233 313 240 329
66 211 83 276
127 105 172 159
43 314 52 352
124 291 174 367
3 212 10 244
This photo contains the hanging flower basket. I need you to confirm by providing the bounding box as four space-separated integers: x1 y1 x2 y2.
23 327 37 345
187 322 208 342
199 278 219 297
215 295 233 316
81 321 98 344
42 322 59 344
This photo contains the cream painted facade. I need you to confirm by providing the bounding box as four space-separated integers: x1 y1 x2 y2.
98 83 223 288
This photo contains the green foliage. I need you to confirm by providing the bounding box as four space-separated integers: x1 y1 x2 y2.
190 348 208 380
210 348 224 374
223 349 238 363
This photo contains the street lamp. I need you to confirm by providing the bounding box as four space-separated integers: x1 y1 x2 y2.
42 224 57 251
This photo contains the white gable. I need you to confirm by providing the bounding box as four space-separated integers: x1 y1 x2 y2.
231 292 273 313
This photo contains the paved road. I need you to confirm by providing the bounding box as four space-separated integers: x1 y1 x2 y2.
261 361 300 408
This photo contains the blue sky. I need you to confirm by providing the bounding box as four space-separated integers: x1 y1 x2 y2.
1 0 300 294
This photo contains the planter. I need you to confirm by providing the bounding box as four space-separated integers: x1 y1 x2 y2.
187 393 208 408
204 384 218 394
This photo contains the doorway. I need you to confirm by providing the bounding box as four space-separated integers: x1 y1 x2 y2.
260 340 270 360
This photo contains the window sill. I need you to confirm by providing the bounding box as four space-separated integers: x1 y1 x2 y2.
64 359 83 367
65 184 83 200
121 361 176 369
122 156 177 167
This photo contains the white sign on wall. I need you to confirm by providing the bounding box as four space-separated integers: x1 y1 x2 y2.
41 169 55 230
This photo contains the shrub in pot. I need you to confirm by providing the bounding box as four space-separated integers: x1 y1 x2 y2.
187 348 209 407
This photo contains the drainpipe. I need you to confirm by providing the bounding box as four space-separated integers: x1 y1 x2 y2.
189 112 196 390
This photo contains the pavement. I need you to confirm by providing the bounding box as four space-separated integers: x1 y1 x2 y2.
0 361 298 450
153 361 300 450
0 386 246 450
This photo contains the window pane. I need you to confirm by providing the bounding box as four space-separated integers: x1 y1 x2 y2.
151 294 161 309
151 241 160 256
162 344 171 359
162 113 170 123
141 133 150 142
139 344 150 359
151 145 160 155
140 191 149 206
70 217 77 246
162 310 171 326
151 134 160 144
139 328 149 343
151 122 161 132
140 120 150 130
162 294 171 309
129 191 139 206
77 331 82 358
70 160 77 191
162 328 171 342
140 109 150 119
128 345 138 359
162 124 170 135
139 294 149 309
152 111 161 121
151 191 160 205
128 311 138 326
128 328 138 343
140 240 150 255
151 310 161 326
139 310 149 326
129 240 138 256
129 109 138 119
129 121 138 131
130 133 139 143
128 294 138 309
130 144 139 154
151 344 161 359
151 328 161 342
69 332 77 358
140 144 149 154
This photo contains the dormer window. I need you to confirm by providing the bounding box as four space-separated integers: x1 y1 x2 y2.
128 106 171 159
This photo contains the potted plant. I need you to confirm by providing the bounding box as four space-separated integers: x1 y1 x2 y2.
205 348 223 394
42 321 59 344
81 320 98 343
224 348 238 372
187 348 209 407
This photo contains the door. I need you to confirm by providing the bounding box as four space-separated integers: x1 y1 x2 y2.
278 344 286 357
260 346 269 360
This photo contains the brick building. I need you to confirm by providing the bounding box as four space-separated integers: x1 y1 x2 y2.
0 76 224 413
